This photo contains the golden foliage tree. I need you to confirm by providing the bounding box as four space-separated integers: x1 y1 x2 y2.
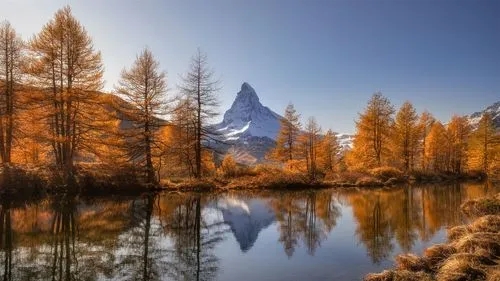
163 98 197 177
26 6 104 176
424 121 449 171
115 48 167 183
467 113 500 175
447 115 470 174
301 116 321 179
317 129 340 173
0 21 23 163
392 101 419 171
269 103 302 162
350 92 394 169
416 111 435 170
178 48 220 178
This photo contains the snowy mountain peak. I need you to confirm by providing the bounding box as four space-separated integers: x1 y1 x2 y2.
468 101 500 130
217 83 282 140
240 82 256 95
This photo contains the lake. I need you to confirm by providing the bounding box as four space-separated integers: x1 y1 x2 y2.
0 182 498 281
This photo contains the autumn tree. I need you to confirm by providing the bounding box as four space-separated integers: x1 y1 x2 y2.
392 101 419 171
417 111 435 170
302 117 321 179
467 113 499 175
270 103 302 162
115 48 167 184
26 6 104 177
0 21 23 163
178 49 220 178
350 92 394 169
154 98 197 179
317 129 340 173
447 115 470 174
425 121 449 171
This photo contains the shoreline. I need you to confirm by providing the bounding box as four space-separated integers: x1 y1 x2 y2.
364 193 500 281
0 164 494 195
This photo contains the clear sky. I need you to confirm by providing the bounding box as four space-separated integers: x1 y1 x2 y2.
1 0 499 134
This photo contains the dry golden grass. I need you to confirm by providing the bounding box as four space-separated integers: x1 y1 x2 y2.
486 267 500 281
469 215 500 233
423 244 457 271
364 270 433 281
452 232 500 260
436 253 490 281
395 253 429 272
447 225 471 242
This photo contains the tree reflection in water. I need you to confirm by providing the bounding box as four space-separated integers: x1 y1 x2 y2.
0 200 12 281
271 190 341 257
0 182 497 280
159 194 227 281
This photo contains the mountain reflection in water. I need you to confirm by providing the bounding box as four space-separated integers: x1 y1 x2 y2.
0 182 498 281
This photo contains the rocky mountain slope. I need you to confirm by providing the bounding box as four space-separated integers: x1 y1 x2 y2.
213 83 353 164
467 101 500 130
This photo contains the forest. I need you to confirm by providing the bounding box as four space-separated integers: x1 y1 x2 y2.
1 6 499 191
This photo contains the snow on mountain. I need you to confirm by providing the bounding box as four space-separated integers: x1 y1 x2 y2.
215 82 282 141
336 133 354 150
212 82 354 164
468 101 500 130
216 196 275 252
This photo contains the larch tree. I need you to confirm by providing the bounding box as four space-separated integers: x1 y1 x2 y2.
165 97 197 177
317 129 340 173
26 6 103 177
392 101 419 172
178 48 220 178
115 48 168 184
351 92 394 168
302 116 321 179
447 115 470 174
467 113 499 175
270 103 302 162
0 21 23 164
417 111 435 170
425 121 448 172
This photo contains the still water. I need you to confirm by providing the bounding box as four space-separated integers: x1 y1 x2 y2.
0 182 498 281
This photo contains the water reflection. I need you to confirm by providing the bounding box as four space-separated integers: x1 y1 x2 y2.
0 182 497 280
271 191 341 257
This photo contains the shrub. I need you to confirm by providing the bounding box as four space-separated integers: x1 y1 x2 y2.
369 166 403 181
356 176 383 186
335 170 369 184
219 155 238 178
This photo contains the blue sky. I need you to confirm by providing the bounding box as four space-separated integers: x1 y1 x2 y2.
1 0 499 133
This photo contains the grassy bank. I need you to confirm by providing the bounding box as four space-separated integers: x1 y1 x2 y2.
0 163 490 195
364 193 500 281
162 166 488 192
